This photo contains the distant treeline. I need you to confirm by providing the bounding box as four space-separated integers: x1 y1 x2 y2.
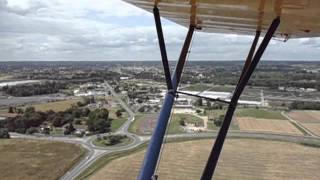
290 101 320 110
2 81 67 97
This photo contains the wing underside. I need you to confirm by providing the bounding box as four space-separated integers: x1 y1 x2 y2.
123 0 320 38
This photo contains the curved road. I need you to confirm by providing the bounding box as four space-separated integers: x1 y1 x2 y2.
9 82 320 180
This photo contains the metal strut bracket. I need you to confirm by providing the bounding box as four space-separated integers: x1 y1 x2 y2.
137 6 195 180
154 6 173 91
201 17 280 180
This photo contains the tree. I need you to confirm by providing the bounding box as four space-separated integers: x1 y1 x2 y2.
179 118 186 126
115 109 122 117
71 107 81 118
52 116 63 127
64 123 75 135
114 86 121 93
87 108 110 133
95 119 110 133
214 115 224 127
8 106 14 113
26 127 39 134
206 101 211 107
16 108 24 114
195 98 203 106
0 128 10 138
82 107 91 116
74 119 82 125
138 106 145 113
24 106 36 114
137 98 143 104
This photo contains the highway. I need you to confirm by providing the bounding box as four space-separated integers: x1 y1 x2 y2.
9 82 320 180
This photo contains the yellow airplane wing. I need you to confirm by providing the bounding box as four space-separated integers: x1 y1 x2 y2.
123 0 320 38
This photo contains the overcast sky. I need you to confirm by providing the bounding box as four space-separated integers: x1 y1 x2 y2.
0 0 320 61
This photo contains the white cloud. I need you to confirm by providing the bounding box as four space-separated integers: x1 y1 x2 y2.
0 0 320 61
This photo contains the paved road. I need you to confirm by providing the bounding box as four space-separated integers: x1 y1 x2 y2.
11 130 320 180
9 83 320 180
59 81 139 180
104 81 134 133
11 129 320 180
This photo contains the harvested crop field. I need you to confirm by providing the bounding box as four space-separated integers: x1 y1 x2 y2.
302 123 320 136
89 139 320 180
236 117 302 135
288 111 320 123
0 139 85 180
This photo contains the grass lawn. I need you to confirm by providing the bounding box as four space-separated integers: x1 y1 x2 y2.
207 121 219 130
168 113 204 134
109 107 129 132
50 127 65 135
24 99 81 112
93 136 133 147
0 139 86 180
209 85 235 92
182 83 213 91
235 108 286 120
86 139 320 180
110 116 128 132
128 114 147 135
205 108 286 120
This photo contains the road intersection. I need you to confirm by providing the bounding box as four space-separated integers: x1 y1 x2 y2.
10 82 320 180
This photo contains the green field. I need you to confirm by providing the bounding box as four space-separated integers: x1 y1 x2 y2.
129 113 204 135
208 85 236 92
25 99 81 112
168 113 204 133
206 108 286 120
110 117 127 132
235 108 286 120
109 107 129 132
0 139 86 180
182 83 213 91
128 114 150 134
93 136 133 147
205 108 286 130
1 99 81 119
84 139 320 180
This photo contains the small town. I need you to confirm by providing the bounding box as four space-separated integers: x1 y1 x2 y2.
1 0 320 180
